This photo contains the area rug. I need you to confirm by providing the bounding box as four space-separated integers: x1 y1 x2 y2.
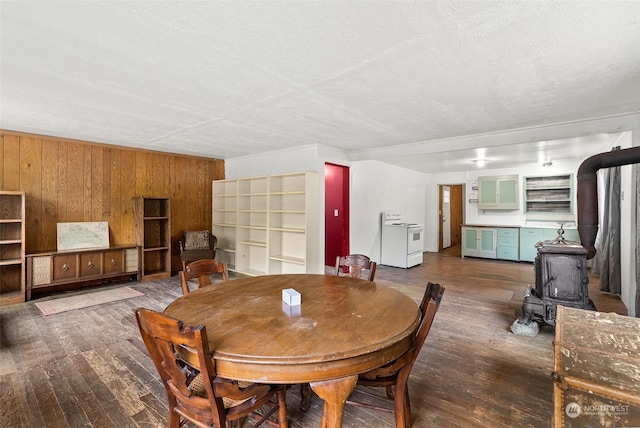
35 286 144 315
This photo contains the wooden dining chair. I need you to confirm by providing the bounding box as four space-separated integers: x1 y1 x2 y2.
345 282 445 428
335 254 377 281
180 259 229 295
135 308 288 428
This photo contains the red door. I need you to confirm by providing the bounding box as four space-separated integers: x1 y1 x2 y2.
324 163 349 267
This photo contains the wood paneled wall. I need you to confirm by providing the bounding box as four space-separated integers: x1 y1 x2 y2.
0 131 224 272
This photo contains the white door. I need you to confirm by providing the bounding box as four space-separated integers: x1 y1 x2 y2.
442 186 451 248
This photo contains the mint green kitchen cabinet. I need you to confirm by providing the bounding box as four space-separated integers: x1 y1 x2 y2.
478 175 519 209
461 226 497 258
496 228 519 261
519 227 580 262
519 228 544 262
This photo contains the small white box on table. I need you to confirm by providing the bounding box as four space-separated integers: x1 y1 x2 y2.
282 288 301 306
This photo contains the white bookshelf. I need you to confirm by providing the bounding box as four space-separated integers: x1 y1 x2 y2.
212 179 238 271
212 171 320 276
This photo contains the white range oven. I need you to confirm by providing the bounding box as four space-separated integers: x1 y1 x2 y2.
380 212 424 268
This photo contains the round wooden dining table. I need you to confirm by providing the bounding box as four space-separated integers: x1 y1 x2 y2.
164 274 420 428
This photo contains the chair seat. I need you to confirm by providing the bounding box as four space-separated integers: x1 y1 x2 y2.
189 374 254 408
181 249 215 261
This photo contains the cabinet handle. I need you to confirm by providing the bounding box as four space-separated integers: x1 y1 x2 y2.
88 261 95 268
63 263 69 271
111 259 116 266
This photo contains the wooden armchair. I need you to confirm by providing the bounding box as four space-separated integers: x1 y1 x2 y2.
346 282 445 428
335 254 377 281
179 230 217 271
179 259 229 295
135 308 287 428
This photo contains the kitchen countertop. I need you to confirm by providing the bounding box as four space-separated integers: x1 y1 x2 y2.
462 223 577 229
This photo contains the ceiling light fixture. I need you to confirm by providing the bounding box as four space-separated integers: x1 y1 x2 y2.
542 162 553 168
472 159 487 167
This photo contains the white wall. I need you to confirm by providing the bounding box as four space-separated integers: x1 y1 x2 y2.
349 160 429 262
225 144 322 178
462 160 583 227
617 132 635 315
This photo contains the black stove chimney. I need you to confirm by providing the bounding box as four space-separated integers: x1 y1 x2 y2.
577 146 640 259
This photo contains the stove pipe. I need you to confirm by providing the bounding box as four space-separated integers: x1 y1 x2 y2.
577 146 640 259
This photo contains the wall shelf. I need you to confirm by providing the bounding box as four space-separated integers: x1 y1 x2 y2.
0 191 26 306
134 197 171 281
524 174 574 221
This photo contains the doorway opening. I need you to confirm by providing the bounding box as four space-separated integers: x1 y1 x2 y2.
439 184 463 256
325 163 349 267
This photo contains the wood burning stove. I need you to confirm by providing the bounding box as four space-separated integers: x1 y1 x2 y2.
515 227 596 330
512 145 640 336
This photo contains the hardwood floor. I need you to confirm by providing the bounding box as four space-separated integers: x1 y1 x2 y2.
0 251 627 427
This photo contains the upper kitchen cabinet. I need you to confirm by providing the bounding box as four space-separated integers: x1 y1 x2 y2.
478 175 519 209
523 174 574 221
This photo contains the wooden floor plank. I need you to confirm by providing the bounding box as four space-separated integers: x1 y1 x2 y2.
71 352 136 427
27 365 71 428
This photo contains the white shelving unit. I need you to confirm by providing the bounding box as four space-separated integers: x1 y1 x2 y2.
237 176 268 276
268 172 319 274
212 171 320 276
212 179 238 271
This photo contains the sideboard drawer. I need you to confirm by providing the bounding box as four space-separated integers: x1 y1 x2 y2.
104 249 125 275
52 254 77 281
80 253 102 277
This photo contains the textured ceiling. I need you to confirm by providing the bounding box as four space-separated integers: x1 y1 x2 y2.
1 1 639 172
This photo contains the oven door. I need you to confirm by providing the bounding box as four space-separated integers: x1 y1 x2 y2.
407 226 424 254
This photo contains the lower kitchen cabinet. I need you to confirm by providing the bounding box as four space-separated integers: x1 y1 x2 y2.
497 228 519 261
519 227 579 262
462 225 580 262
461 227 497 259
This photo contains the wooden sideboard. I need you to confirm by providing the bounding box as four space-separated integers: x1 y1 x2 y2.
25 245 140 300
